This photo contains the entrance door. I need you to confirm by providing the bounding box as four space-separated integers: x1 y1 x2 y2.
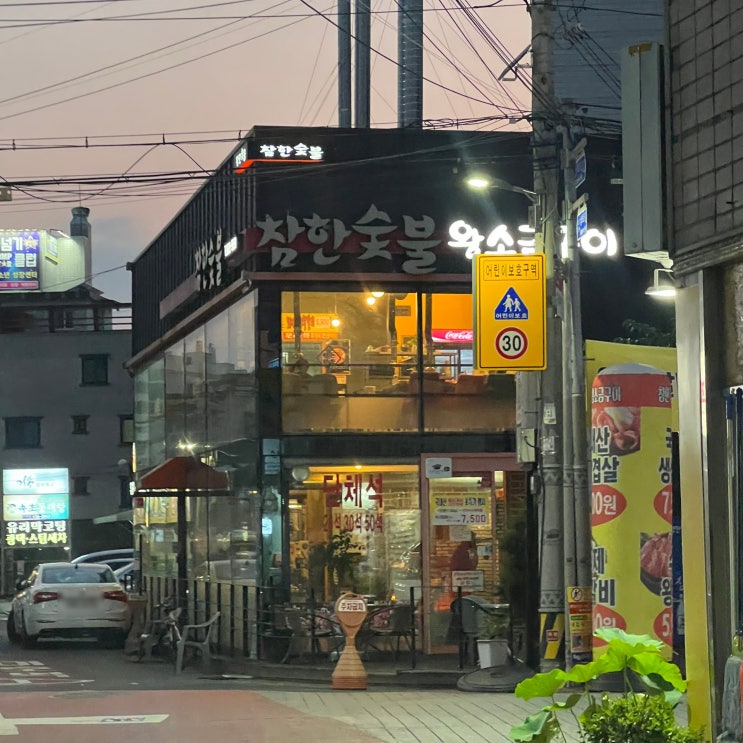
420 453 524 653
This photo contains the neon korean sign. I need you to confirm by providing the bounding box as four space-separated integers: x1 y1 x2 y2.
447 220 619 260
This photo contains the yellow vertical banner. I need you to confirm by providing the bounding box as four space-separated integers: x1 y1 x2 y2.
591 363 674 658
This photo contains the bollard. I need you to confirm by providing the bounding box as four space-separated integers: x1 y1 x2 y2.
331 592 368 690
124 593 148 657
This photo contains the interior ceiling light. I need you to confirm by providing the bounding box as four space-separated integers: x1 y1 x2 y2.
366 296 376 306
371 291 385 298
645 268 676 299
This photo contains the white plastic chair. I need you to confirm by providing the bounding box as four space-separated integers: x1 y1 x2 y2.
175 611 220 674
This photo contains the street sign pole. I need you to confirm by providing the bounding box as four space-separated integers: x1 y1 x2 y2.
561 128 591 670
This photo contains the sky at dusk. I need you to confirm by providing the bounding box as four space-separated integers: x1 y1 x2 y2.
0 0 531 302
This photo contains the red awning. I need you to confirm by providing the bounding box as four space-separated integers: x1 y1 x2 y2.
137 456 229 493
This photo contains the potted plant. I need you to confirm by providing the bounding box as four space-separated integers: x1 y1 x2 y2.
476 611 511 668
509 627 704 743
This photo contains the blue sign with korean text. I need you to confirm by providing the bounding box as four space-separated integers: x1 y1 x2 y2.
0 230 40 291
576 204 588 240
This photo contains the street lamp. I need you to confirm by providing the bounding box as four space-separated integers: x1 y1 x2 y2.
466 175 543 232
645 268 676 299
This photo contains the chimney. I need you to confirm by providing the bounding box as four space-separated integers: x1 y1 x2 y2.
70 206 92 285
70 206 91 239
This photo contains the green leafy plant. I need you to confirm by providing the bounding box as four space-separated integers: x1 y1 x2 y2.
479 612 510 640
509 628 703 743
327 532 356 595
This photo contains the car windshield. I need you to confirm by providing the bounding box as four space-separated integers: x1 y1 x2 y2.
41 565 116 584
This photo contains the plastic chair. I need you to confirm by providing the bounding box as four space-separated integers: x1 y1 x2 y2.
175 611 220 674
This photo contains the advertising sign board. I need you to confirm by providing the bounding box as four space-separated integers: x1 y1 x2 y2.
0 231 40 291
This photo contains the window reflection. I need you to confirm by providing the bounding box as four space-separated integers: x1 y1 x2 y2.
285 465 420 606
280 291 515 433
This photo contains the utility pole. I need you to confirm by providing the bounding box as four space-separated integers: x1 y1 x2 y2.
526 0 565 671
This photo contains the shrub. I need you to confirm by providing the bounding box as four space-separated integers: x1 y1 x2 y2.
508 628 704 743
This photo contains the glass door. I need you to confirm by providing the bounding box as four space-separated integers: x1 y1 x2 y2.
420 454 525 653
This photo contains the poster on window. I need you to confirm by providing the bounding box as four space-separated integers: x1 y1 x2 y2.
591 363 673 659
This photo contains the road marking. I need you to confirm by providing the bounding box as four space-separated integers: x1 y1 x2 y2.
0 712 169 735
0 660 81 686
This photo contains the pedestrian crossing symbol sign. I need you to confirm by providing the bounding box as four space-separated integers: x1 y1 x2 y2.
494 288 528 320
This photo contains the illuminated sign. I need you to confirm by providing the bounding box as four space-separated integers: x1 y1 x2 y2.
448 220 619 259
431 329 473 343
3 493 69 521
223 235 238 258
247 205 440 274
0 230 40 290
3 468 69 495
234 141 325 173
4 519 68 548
281 312 340 342
46 234 59 265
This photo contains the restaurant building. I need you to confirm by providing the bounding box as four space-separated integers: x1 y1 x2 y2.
128 126 623 658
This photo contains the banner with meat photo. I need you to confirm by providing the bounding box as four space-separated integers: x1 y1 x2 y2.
591 362 674 659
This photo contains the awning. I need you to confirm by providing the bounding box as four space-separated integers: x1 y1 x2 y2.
136 456 230 494
93 509 133 525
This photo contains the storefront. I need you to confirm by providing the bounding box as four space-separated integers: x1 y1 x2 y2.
127 126 623 659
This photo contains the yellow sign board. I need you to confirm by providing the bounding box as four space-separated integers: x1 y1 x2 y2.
473 254 546 370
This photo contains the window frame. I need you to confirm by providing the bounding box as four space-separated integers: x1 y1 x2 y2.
4 417 42 449
72 414 89 435
119 414 134 445
73 475 90 496
80 354 109 386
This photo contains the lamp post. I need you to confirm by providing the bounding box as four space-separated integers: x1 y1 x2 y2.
467 146 591 670
466 172 565 672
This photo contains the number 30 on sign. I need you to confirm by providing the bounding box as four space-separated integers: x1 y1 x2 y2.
495 327 527 359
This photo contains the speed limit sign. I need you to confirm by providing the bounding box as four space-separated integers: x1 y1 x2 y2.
495 327 527 359
473 254 546 370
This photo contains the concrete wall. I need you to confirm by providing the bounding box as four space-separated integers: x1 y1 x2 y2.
668 1 743 275
0 330 132 525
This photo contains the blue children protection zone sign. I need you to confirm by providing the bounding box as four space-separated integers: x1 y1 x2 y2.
494 288 529 320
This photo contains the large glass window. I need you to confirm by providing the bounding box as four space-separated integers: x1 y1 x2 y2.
164 341 186 456
285 465 420 606
133 359 165 472
280 290 515 433
184 327 207 449
205 294 258 448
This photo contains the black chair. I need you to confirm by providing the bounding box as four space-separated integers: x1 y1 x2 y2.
361 604 415 660
277 608 344 664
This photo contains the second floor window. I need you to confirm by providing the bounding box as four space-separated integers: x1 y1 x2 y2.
119 415 134 445
72 415 89 435
5 417 41 448
81 354 109 385
73 476 90 495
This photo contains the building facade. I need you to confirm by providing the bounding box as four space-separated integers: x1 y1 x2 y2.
0 211 134 594
128 125 633 659
666 1 743 735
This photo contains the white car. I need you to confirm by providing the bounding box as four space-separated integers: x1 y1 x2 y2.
7 562 131 648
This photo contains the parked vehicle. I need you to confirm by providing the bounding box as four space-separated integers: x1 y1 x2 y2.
71 549 134 572
113 560 139 592
7 562 131 648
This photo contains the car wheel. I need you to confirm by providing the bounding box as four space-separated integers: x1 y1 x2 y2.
20 614 38 648
6 610 19 643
